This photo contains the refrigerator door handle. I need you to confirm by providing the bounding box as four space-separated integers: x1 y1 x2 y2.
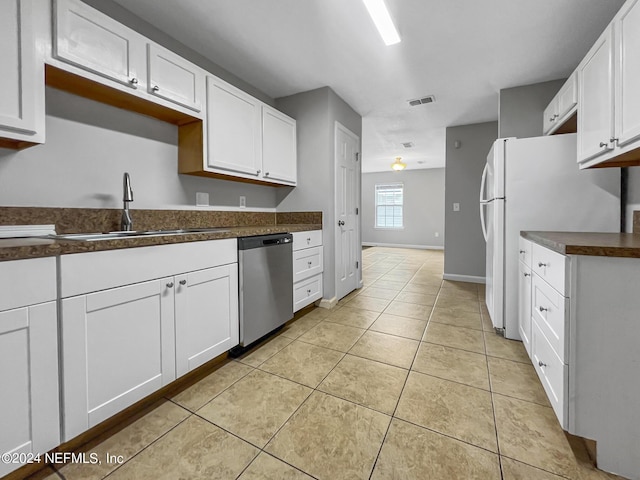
479 163 489 203
480 201 489 242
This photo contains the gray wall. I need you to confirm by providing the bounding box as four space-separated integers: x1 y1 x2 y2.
444 121 498 280
361 169 445 248
276 87 362 302
499 80 565 139
0 88 277 209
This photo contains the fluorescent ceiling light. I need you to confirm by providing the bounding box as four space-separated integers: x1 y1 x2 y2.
362 0 401 46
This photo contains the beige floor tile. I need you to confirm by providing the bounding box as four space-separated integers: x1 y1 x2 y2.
343 295 391 312
434 296 480 312
484 332 530 363
441 280 479 292
371 419 501 480
349 331 419 369
336 289 361 305
370 279 407 291
493 394 582 477
357 286 399 300
107 416 258 480
299 307 333 321
58 401 190 480
280 315 326 340
488 357 550 406
407 275 442 286
379 272 415 282
501 457 565 479
265 391 390 480
259 340 344 388
298 322 365 352
423 323 485 354
395 372 497 452
323 306 380 329
238 335 295 367
481 311 495 332
25 467 60 480
197 370 312 447
393 291 437 306
412 343 489 390
369 313 427 340
383 300 432 320
437 288 479 301
401 282 441 294
238 453 314 480
171 361 254 411
318 354 408 414
429 307 483 330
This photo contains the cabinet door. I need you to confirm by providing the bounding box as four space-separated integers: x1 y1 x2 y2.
175 264 239 377
262 106 297 184
518 261 532 358
54 0 143 89
61 279 176 441
556 72 578 120
0 0 40 138
147 43 203 112
578 26 615 164
0 303 59 477
616 0 640 148
542 98 557 135
206 76 262 176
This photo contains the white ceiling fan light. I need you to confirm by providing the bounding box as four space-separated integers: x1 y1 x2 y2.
391 157 406 171
362 0 401 46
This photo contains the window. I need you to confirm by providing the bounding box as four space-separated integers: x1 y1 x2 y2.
375 183 403 228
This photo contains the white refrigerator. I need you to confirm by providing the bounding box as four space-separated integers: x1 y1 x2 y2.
480 134 620 340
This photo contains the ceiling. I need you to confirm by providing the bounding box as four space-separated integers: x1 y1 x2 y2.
113 0 624 172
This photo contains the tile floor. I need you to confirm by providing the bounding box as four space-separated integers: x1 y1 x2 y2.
36 247 625 480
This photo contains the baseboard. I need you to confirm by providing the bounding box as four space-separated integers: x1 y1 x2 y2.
361 242 444 250
442 273 486 284
317 297 338 309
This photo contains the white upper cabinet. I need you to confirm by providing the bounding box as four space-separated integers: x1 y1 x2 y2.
577 26 615 165
262 106 297 184
147 43 203 112
543 72 578 135
0 0 44 147
206 76 263 177
53 0 144 89
615 0 640 148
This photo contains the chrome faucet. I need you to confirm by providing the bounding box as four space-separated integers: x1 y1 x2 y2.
121 172 134 231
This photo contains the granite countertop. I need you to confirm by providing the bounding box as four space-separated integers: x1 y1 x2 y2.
0 224 321 262
521 231 640 258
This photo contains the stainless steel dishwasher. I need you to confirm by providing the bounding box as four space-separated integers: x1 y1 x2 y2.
237 233 293 347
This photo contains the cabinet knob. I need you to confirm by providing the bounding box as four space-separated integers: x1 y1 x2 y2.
523 272 530 277
166 282 174 288
599 141 608 148
129 77 138 85
538 262 547 267
152 85 160 92
179 279 187 286
519 250 525 254
538 306 548 312
610 138 619 144
553 114 559 119
308 261 312 267
549 117 555 122
265 172 270 176
338 220 345 226
256 169 261 175
307 289 311 295
538 360 547 367
307 238 311 243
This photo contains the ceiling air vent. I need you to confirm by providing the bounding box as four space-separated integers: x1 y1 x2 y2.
402 142 414 148
408 95 435 106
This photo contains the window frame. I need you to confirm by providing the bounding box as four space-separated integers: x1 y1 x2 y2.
374 182 404 230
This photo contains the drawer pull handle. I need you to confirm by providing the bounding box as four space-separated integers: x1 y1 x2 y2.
538 262 547 267
538 360 547 367
307 238 311 243
129 77 138 85
152 85 160 92
599 141 608 148
179 279 187 286
519 250 526 254
166 282 174 288
523 273 530 277
307 289 311 295
538 306 548 312
308 261 312 267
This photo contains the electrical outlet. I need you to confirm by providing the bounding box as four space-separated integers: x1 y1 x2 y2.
239 196 246 208
195 192 209 206
453 203 460 212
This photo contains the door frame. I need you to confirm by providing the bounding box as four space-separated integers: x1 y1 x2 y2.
334 121 362 301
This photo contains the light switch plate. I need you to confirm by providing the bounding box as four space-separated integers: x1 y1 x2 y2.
453 203 460 212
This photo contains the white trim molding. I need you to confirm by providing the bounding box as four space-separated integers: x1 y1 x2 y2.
362 242 444 250
443 273 486 284
317 297 338 309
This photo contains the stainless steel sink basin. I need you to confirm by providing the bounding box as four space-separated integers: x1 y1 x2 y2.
47 227 231 241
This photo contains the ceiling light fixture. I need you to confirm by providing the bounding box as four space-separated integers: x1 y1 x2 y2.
362 0 401 46
391 157 406 171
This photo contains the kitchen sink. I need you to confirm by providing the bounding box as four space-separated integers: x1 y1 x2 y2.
47 227 231 241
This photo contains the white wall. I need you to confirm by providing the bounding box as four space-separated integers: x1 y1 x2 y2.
0 88 277 209
361 169 444 249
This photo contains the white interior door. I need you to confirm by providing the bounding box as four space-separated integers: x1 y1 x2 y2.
335 122 360 301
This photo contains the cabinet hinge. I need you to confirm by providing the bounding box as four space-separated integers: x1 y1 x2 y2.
355 207 359 215
356 261 359 269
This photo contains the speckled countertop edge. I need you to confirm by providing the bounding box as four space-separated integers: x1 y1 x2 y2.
521 231 640 258
0 224 321 262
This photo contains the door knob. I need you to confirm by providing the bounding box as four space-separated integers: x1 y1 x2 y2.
179 279 187 286
166 282 174 288
338 220 345 226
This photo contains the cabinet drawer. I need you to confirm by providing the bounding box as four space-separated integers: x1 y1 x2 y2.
532 273 569 362
518 260 533 358
0 257 56 311
532 319 568 429
532 243 568 294
518 236 532 268
293 246 323 283
294 274 323 312
292 230 322 250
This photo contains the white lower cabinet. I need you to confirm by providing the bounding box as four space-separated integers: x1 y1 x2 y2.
292 230 323 312
0 258 59 477
517 260 532 357
60 239 238 441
